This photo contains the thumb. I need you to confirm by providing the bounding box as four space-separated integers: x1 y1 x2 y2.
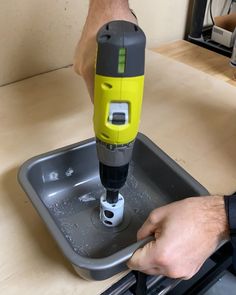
137 208 165 240
127 240 160 271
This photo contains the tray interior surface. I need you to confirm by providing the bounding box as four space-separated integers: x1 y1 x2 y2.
26 137 202 259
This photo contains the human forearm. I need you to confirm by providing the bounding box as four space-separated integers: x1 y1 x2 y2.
86 0 132 32
89 0 130 17
200 196 229 241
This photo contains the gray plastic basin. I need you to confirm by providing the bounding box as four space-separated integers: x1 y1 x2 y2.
18 133 208 280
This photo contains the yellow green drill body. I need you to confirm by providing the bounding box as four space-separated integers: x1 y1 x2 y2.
93 20 146 227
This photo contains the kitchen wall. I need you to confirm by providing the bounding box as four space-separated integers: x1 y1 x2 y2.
0 0 232 86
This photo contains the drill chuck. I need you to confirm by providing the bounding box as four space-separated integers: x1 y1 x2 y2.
99 162 129 191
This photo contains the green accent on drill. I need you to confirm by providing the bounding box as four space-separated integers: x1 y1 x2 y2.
118 48 126 74
119 48 126 56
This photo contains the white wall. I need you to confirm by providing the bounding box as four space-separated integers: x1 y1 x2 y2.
0 0 194 86
1 0 231 86
0 0 88 86
130 0 190 46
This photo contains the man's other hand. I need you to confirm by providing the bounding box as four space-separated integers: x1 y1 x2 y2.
127 196 229 279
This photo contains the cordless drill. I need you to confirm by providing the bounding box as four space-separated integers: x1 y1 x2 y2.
93 20 146 227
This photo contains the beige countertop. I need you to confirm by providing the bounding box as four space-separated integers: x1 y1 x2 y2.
154 40 236 87
1 47 236 294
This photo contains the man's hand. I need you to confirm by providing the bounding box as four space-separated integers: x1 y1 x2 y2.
127 196 229 279
74 0 137 101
